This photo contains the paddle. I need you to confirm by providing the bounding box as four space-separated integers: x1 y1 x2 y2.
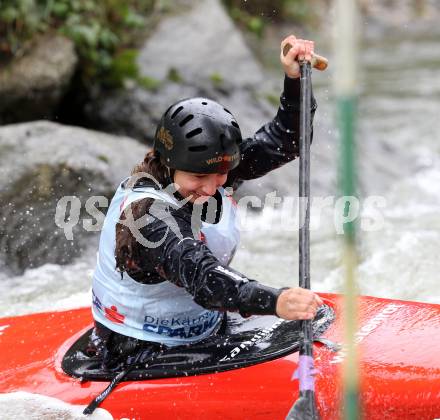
286 60 320 420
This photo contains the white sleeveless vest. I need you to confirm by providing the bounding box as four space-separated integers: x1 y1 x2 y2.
92 179 240 346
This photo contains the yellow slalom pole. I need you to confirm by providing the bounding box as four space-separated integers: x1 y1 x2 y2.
333 0 361 418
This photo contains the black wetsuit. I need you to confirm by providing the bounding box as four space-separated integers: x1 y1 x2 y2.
123 75 316 315
94 75 317 366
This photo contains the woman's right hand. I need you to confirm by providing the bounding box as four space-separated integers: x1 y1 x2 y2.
276 287 323 320
280 35 314 79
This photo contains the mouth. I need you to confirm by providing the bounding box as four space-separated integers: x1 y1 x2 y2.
191 192 211 202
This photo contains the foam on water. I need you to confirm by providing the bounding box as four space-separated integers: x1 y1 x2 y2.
233 164 440 305
0 245 96 317
0 392 113 420
3 164 435 319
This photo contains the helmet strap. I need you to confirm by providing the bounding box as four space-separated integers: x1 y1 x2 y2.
166 166 175 186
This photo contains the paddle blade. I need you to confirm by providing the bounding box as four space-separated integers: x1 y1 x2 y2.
286 390 320 420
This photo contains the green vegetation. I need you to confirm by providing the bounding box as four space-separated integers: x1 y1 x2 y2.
0 0 157 89
222 0 315 38
138 75 161 91
209 72 224 87
0 1 316 90
167 67 182 83
97 154 109 163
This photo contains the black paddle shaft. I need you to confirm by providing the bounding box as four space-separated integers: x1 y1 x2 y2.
295 61 320 420
299 61 314 351
299 63 312 293
299 61 314 357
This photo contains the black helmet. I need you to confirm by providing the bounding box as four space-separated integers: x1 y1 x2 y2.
154 97 242 174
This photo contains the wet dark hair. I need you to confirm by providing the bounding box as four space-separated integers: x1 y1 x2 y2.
130 150 169 187
115 150 170 275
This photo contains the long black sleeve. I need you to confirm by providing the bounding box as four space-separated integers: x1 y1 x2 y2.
123 76 318 317
133 202 282 317
227 75 317 185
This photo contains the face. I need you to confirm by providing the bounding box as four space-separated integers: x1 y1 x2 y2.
173 170 228 204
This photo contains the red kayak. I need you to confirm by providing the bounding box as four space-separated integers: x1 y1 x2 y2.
0 293 439 419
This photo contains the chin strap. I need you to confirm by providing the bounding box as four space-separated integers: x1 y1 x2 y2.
166 166 175 187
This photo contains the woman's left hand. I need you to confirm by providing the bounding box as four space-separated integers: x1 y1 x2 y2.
280 35 314 79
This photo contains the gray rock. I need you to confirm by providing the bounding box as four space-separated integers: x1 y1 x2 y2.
0 36 78 124
84 0 273 144
84 82 200 143
82 0 334 202
137 0 264 89
84 76 279 142
0 121 147 274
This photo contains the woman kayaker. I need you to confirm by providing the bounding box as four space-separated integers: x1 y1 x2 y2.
90 35 323 369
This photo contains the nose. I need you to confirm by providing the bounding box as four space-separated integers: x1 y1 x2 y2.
200 177 218 196
200 174 226 196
